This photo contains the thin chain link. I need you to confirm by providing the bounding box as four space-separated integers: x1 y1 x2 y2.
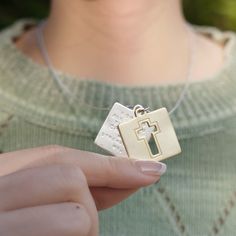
35 21 196 116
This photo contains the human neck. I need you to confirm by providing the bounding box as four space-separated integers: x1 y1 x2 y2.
36 0 192 85
47 0 185 52
16 0 224 85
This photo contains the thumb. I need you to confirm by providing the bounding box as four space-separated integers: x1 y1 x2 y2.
56 148 167 189
0 145 167 188
88 156 167 188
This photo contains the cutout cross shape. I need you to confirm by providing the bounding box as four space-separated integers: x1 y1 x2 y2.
135 120 162 157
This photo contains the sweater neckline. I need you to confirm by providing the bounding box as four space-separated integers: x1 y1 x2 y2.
0 19 236 137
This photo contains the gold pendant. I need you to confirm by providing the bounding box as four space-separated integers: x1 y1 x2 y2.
118 105 181 161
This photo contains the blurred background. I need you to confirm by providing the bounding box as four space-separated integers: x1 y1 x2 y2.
0 0 236 31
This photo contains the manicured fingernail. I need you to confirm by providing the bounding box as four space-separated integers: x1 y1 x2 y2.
134 160 167 176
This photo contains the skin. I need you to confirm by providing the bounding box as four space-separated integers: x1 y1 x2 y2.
3 0 226 235
16 0 225 86
0 145 165 235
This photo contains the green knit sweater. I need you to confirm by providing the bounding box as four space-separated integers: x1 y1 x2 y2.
0 19 236 236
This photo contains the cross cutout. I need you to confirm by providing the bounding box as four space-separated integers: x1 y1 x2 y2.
135 119 161 157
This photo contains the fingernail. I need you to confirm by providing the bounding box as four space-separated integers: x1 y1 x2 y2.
134 160 167 176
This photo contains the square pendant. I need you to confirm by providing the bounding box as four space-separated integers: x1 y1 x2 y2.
118 107 181 161
94 102 134 157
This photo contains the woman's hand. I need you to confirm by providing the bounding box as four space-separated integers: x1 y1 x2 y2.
0 145 166 236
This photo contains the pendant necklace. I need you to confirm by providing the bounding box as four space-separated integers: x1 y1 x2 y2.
36 21 196 161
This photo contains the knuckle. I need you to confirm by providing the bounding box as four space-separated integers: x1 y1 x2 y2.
58 164 87 185
43 144 70 155
56 164 88 197
104 157 117 179
42 145 79 162
102 156 125 185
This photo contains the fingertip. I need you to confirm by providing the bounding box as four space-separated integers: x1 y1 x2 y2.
132 159 167 176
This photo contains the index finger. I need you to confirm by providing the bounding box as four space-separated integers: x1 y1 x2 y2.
0 145 166 189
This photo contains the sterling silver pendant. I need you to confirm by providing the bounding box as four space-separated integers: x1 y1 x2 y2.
95 102 181 161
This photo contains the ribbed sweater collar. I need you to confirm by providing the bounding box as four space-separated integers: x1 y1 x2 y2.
0 19 236 137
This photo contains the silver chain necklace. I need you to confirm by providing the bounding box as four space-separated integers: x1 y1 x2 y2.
35 21 196 116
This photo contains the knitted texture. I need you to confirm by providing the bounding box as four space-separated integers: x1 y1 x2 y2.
0 19 236 235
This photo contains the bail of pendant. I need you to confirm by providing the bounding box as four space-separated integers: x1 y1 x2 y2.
133 104 150 117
